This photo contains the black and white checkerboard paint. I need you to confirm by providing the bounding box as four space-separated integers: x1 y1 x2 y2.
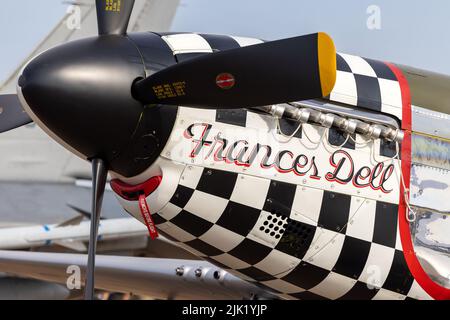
115 33 431 299
331 53 403 121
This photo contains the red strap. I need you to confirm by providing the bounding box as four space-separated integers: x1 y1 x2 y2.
138 194 159 240
386 62 450 299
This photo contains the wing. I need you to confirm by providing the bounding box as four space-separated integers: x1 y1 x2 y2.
0 250 276 300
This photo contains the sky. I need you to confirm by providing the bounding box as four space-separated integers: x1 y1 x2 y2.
1 0 450 82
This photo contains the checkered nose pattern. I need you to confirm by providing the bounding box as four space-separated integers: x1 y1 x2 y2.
151 165 428 300
329 53 403 121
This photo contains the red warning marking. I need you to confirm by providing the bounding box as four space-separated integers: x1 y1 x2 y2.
138 194 159 240
216 73 235 89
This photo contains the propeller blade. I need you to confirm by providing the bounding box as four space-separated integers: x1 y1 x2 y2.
95 0 135 35
84 158 108 300
132 32 336 109
0 94 32 133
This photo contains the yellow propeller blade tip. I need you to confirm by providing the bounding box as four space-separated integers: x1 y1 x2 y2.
317 32 337 97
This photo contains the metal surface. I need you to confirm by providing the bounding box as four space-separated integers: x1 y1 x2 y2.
409 131 450 290
0 0 181 94
412 105 450 140
412 134 450 171
292 99 400 129
0 252 276 300
410 164 450 213
96 0 135 36
411 207 450 289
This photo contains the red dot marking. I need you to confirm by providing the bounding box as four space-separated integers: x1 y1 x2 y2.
216 73 235 89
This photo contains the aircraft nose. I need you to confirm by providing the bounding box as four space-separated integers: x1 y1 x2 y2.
18 36 148 176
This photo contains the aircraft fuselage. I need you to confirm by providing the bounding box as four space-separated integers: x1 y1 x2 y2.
17 31 450 300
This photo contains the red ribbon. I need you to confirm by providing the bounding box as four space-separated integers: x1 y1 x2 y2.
138 194 159 240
